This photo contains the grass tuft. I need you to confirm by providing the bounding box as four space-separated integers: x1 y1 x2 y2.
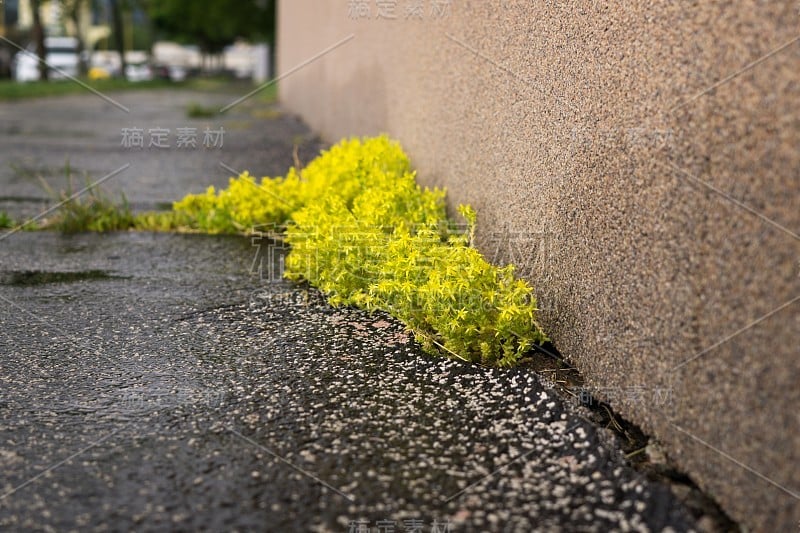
47 185 135 233
186 102 218 118
0 211 13 229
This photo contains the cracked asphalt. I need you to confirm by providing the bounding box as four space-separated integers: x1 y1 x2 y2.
1 89 704 531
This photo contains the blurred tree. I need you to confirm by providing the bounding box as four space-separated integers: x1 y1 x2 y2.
31 0 48 80
109 0 126 79
146 0 275 55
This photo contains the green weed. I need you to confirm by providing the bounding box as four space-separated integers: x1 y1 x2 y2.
186 102 218 118
38 164 135 233
0 211 13 229
48 186 136 233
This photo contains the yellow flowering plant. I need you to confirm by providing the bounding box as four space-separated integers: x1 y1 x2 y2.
141 135 548 366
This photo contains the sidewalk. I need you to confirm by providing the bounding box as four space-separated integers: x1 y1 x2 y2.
1 88 701 531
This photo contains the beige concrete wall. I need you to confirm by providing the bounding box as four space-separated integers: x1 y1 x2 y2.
277 1 800 529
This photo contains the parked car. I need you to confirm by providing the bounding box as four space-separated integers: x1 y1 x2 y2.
124 61 153 82
152 64 188 82
12 37 80 82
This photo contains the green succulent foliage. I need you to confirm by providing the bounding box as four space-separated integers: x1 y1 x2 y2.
167 172 291 233
150 135 549 366
372 225 546 366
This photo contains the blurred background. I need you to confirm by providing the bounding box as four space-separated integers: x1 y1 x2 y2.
0 0 275 83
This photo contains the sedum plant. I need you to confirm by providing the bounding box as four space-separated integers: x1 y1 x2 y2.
151 136 549 365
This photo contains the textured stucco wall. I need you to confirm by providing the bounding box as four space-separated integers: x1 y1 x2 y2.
277 1 800 529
